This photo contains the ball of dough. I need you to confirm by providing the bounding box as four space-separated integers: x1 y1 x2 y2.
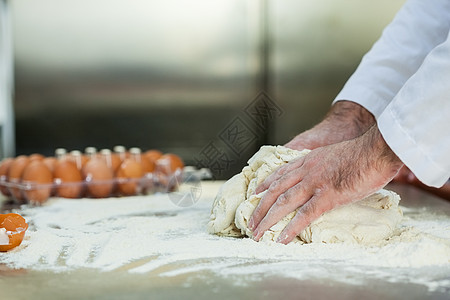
208 145 403 246
207 173 247 237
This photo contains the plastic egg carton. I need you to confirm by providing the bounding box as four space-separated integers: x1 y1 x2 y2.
0 167 212 205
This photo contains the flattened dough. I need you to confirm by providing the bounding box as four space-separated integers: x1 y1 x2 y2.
207 145 403 245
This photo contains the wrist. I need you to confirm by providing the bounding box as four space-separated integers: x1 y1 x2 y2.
307 101 375 146
285 101 376 151
363 125 403 178
324 100 376 137
331 125 403 192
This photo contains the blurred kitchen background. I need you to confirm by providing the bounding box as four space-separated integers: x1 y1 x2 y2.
2 0 405 179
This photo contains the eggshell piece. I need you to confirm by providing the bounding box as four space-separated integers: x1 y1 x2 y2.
116 159 144 196
21 160 53 204
54 160 83 198
0 213 29 252
82 159 114 198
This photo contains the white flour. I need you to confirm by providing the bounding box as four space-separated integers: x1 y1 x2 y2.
1 182 449 292
0 228 9 245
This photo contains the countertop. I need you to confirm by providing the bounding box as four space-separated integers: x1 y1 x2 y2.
0 181 449 300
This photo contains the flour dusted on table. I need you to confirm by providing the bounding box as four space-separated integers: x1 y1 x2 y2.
0 180 449 292
208 145 403 245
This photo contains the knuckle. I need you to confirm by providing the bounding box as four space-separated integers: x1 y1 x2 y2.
253 195 272 216
289 183 305 197
301 198 332 221
256 179 271 193
276 165 288 176
267 180 281 194
284 184 307 205
301 201 318 220
276 193 290 207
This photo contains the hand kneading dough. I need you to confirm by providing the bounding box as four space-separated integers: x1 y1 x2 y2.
207 145 403 245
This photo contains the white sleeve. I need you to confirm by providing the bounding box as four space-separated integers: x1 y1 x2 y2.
333 0 450 118
378 31 450 188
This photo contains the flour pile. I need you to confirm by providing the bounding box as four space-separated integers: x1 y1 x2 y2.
208 145 403 245
0 182 449 292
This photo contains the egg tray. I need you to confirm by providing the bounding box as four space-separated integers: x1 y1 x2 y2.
0 167 212 205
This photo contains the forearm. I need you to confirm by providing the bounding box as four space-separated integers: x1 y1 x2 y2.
322 100 376 140
285 100 375 150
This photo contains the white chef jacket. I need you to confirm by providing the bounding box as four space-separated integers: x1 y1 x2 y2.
333 0 450 188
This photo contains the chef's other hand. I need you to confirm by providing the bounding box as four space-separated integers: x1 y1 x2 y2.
248 125 403 244
285 100 375 151
392 166 450 201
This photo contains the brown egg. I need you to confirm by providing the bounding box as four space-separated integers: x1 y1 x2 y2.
110 153 122 172
113 145 127 162
156 153 184 175
130 153 153 175
82 155 90 167
21 160 53 204
126 149 154 193
144 150 163 163
53 160 83 198
116 159 144 196
29 153 45 161
140 155 155 174
84 147 98 158
0 158 14 196
42 157 58 197
100 149 121 172
129 147 154 174
7 156 30 202
68 151 89 170
135 155 155 194
82 158 114 198
42 157 58 173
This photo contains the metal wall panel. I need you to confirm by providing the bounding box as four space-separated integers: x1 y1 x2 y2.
13 0 265 178
12 0 405 178
268 0 405 144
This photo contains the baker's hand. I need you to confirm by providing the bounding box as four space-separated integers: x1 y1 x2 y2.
248 125 403 244
391 166 418 184
285 100 375 151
